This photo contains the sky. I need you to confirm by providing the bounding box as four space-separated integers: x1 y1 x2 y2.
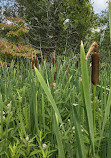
91 0 108 14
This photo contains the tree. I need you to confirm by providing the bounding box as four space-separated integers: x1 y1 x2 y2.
1 0 96 55
0 16 40 64
85 9 110 63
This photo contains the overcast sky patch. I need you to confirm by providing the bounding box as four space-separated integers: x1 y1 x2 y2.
91 0 108 13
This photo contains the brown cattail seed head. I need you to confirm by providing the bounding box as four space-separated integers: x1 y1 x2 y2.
91 53 99 85
54 70 57 80
32 53 34 69
35 52 37 68
75 60 78 69
52 50 56 67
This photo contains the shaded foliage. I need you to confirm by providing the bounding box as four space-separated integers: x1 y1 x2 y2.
0 16 41 64
85 10 110 63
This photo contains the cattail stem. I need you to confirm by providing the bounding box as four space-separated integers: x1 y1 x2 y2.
93 85 96 131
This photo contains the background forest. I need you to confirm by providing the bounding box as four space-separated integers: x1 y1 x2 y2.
0 0 110 62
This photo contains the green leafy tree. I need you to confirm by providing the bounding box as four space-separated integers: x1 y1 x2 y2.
85 9 110 63
1 0 96 55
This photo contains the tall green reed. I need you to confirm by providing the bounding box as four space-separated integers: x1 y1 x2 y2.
34 66 65 158
80 41 94 156
107 1 111 157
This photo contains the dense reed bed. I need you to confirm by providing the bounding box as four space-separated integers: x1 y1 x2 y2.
0 42 111 158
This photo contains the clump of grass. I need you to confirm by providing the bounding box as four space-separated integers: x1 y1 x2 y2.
0 47 111 157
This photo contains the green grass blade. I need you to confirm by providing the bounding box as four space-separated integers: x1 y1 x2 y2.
34 67 64 128
80 41 94 155
72 106 86 158
0 93 3 140
53 113 65 158
35 91 39 133
42 94 45 133
34 67 65 157
107 113 111 158
98 88 111 150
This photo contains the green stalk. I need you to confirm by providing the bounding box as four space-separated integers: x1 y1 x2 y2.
107 113 111 158
72 105 86 158
53 112 65 158
0 94 3 140
80 41 95 156
34 67 65 158
42 94 45 134
98 88 111 151
34 67 64 127
107 7 111 150
35 91 39 133
93 85 96 131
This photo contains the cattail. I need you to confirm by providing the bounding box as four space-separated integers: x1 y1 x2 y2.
52 50 56 67
91 52 99 85
32 53 34 69
54 59 58 80
54 69 57 80
75 56 79 69
86 41 99 85
75 60 78 69
35 52 37 68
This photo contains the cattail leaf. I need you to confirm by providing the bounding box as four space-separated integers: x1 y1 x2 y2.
107 113 111 158
80 41 94 155
35 67 65 158
34 67 63 128
72 106 86 158
53 112 65 158
0 93 3 139
98 88 111 150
